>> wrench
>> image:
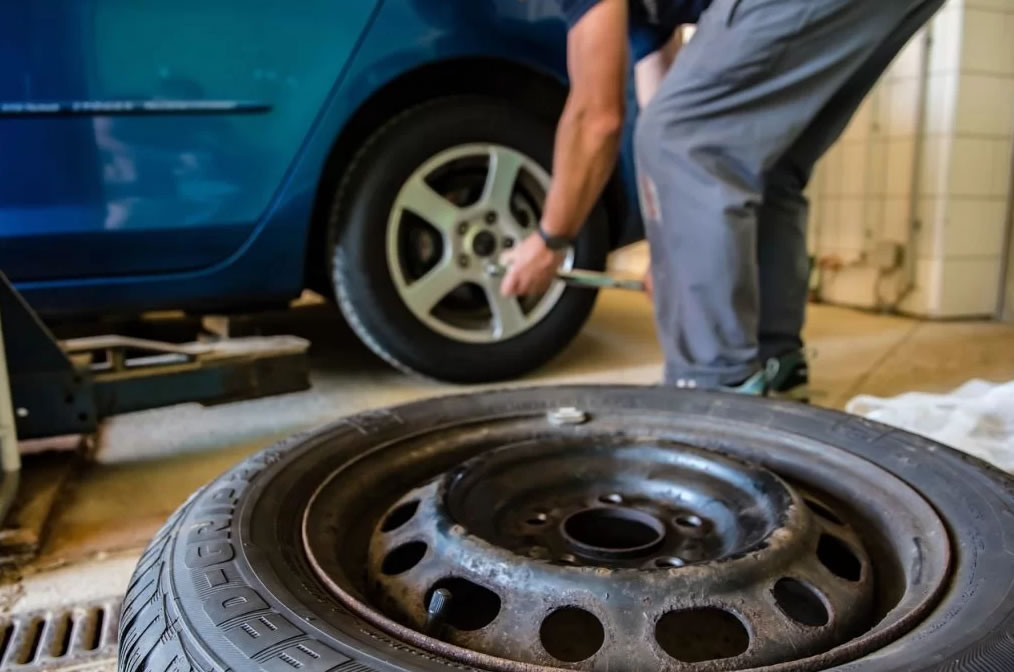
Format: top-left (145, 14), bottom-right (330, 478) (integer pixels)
top-left (484, 262), bottom-right (646, 292)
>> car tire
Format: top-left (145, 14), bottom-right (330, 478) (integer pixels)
top-left (119, 388), bottom-right (1014, 672)
top-left (327, 97), bottom-right (610, 383)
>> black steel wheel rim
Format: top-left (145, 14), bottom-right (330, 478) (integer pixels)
top-left (301, 400), bottom-right (951, 672)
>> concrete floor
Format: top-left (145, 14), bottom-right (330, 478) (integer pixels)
top-left (4, 284), bottom-right (1014, 635)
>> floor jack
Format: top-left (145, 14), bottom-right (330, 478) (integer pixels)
top-left (0, 271), bottom-right (310, 561)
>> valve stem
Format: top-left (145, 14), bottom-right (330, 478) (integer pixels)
top-left (424, 588), bottom-right (453, 638)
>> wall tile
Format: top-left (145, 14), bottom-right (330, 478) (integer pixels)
top-left (838, 199), bottom-right (866, 252)
top-left (920, 134), bottom-right (951, 196)
top-left (990, 137), bottom-right (1013, 196)
top-left (882, 197), bottom-right (911, 243)
top-left (841, 143), bottom-right (867, 197)
top-left (821, 266), bottom-right (880, 308)
top-left (929, 6), bottom-right (962, 75)
top-left (937, 256), bottom-right (1004, 316)
top-left (887, 30), bottom-right (926, 81)
top-left (954, 75), bottom-right (1014, 135)
top-left (887, 78), bottom-right (921, 136)
top-left (886, 137), bottom-right (916, 196)
top-left (872, 86), bottom-right (891, 135)
top-left (1005, 13), bottom-right (1014, 74)
top-left (898, 257), bottom-right (943, 316)
top-left (868, 138), bottom-right (889, 197)
top-left (949, 136), bottom-right (996, 196)
top-left (962, 8), bottom-right (1009, 75)
top-left (941, 198), bottom-right (1011, 256)
top-left (864, 197), bottom-right (885, 249)
top-left (964, 0), bottom-right (1014, 11)
top-left (816, 200), bottom-right (840, 254)
top-left (917, 197), bottom-right (946, 258)
top-left (926, 73), bottom-right (957, 134)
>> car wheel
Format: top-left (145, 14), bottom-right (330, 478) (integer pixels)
top-left (119, 388), bottom-right (1014, 672)
top-left (327, 97), bottom-right (609, 383)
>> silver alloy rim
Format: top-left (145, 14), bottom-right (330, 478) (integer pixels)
top-left (386, 144), bottom-right (574, 344)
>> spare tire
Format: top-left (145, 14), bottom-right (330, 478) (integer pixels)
top-left (119, 387), bottom-right (1014, 672)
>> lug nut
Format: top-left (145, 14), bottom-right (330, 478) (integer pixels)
top-left (503, 238), bottom-right (515, 249)
top-left (458, 255), bottom-right (470, 269)
top-left (457, 222), bottom-right (469, 235)
top-left (547, 407), bottom-right (588, 426)
top-left (485, 211), bottom-right (497, 224)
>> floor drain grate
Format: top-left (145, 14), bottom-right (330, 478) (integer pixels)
top-left (0, 598), bottom-right (120, 670)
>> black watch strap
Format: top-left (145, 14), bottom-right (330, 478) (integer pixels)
top-left (537, 226), bottom-right (574, 251)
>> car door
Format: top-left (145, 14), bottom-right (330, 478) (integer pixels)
top-left (0, 1), bottom-right (379, 282)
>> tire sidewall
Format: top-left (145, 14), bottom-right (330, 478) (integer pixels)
top-left (330, 98), bottom-right (609, 383)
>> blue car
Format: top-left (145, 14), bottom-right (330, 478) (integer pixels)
top-left (0, 1), bottom-right (643, 382)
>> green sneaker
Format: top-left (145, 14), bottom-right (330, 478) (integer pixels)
top-left (724, 369), bottom-right (769, 396)
top-left (765, 350), bottom-right (810, 403)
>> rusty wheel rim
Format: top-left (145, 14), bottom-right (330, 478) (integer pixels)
top-left (302, 408), bottom-right (951, 671)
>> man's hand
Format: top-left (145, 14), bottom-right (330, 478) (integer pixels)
top-left (500, 233), bottom-right (565, 297)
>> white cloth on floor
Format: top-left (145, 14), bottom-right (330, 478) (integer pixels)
top-left (846, 379), bottom-right (1014, 474)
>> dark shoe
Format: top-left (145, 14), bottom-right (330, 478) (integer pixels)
top-left (765, 350), bottom-right (810, 403)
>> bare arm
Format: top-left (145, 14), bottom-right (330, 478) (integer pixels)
top-left (541, 0), bottom-right (630, 239)
top-left (500, 0), bottom-right (629, 297)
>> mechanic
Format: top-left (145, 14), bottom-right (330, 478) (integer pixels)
top-left (500, 0), bottom-right (942, 396)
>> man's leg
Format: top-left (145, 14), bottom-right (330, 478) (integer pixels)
top-left (636, 0), bottom-right (943, 388)
top-left (757, 0), bottom-right (948, 363)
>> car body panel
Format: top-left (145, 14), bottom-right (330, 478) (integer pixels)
top-left (0, 0), bottom-right (643, 316)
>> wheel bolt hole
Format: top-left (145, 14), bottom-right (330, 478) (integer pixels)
top-left (381, 500), bottom-right (419, 532)
top-left (655, 608), bottom-right (750, 663)
top-left (526, 513), bottom-right (549, 526)
top-left (540, 607), bottom-right (604, 662)
top-left (772, 578), bottom-right (829, 627)
top-left (599, 493), bottom-right (623, 505)
top-left (381, 542), bottom-right (427, 576)
top-left (654, 556), bottom-right (685, 569)
top-left (675, 514), bottom-right (704, 529)
top-left (817, 534), bottom-right (862, 582)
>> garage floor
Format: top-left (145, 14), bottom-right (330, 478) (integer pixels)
top-left (3, 280), bottom-right (1014, 668)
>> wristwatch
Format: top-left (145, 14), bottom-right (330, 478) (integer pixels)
top-left (537, 225), bottom-right (574, 251)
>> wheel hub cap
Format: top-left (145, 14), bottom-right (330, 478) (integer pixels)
top-left (468, 228), bottom-right (498, 258)
top-left (385, 144), bottom-right (576, 344)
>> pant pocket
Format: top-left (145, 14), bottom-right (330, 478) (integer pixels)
top-left (699, 0), bottom-right (811, 86)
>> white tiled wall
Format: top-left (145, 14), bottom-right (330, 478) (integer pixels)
top-left (810, 0), bottom-right (1014, 318)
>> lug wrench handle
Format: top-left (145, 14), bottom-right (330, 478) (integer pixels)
top-left (484, 263), bottom-right (646, 292)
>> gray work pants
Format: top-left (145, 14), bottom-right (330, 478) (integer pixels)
top-left (635, 0), bottom-right (944, 387)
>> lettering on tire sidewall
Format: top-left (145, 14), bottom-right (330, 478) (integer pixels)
top-left (182, 451), bottom-right (352, 672)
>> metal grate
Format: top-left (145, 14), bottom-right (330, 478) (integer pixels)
top-left (0, 598), bottom-right (120, 670)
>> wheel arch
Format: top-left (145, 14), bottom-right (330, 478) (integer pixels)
top-left (302, 57), bottom-right (633, 294)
